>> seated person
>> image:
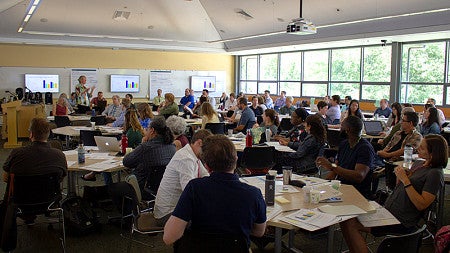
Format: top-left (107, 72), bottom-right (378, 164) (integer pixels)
top-left (154, 130), bottom-right (212, 226)
top-left (275, 108), bottom-right (309, 144)
top-left (180, 88), bottom-right (195, 111)
top-left (224, 92), bottom-right (238, 111)
top-left (200, 102), bottom-right (220, 130)
top-left (102, 95), bottom-right (123, 122)
top-left (420, 106), bottom-right (441, 136)
top-left (273, 91), bottom-right (286, 112)
top-left (252, 109), bottom-right (279, 143)
top-left (137, 102), bottom-right (154, 130)
top-left (52, 95), bottom-right (69, 116)
top-left (316, 116), bottom-right (374, 198)
top-left (316, 101), bottom-right (329, 126)
top-left (278, 115), bottom-right (325, 174)
top-left (90, 91), bottom-right (107, 109)
top-left (376, 106), bottom-right (413, 150)
top-left (340, 134), bottom-right (446, 253)
top-left (342, 99), bottom-right (365, 120)
top-left (233, 97), bottom-right (256, 134)
top-left (163, 135), bottom-right (266, 247)
top-left (326, 95), bottom-right (341, 125)
top-left (249, 95), bottom-right (263, 117)
top-left (166, 115), bottom-right (188, 150)
top-left (374, 98), bottom-right (392, 118)
top-left (107, 98), bottom-right (131, 128)
top-left (279, 96), bottom-right (296, 116)
top-left (159, 93), bottom-right (179, 117)
top-left (190, 95), bottom-right (207, 118)
top-left (153, 88), bottom-right (165, 111)
top-left (377, 111), bottom-right (422, 161)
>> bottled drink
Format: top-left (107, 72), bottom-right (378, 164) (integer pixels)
top-left (282, 166), bottom-right (292, 185)
top-left (91, 108), bottom-right (96, 117)
top-left (265, 174), bottom-right (275, 206)
top-left (245, 129), bottom-right (253, 147)
top-left (77, 143), bottom-right (85, 164)
top-left (121, 134), bottom-right (128, 154)
top-left (265, 128), bottom-right (271, 142)
top-left (403, 145), bottom-right (413, 169)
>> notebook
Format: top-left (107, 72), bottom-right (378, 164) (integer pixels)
top-left (363, 120), bottom-right (383, 136)
top-left (94, 136), bottom-right (120, 152)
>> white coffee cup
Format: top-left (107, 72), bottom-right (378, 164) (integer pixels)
top-left (186, 114), bottom-right (191, 119)
top-left (228, 129), bottom-right (233, 136)
top-left (268, 170), bottom-right (277, 176)
top-left (91, 121), bottom-right (96, 129)
top-left (310, 189), bottom-right (320, 204)
top-left (125, 147), bottom-right (133, 155)
top-left (331, 180), bottom-right (341, 191)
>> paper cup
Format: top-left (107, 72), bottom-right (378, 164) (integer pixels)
top-left (310, 189), bottom-right (320, 204)
top-left (268, 170), bottom-right (277, 176)
top-left (125, 147), bottom-right (133, 155)
top-left (91, 121), bottom-right (96, 129)
top-left (228, 129), bottom-right (233, 136)
top-left (331, 180), bottom-right (341, 191)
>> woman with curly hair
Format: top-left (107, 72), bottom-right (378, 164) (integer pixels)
top-left (200, 102), bottom-right (219, 129)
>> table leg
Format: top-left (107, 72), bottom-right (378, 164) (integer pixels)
top-left (67, 171), bottom-right (77, 196)
top-left (274, 227), bottom-right (282, 253)
top-left (327, 224), bottom-right (336, 253)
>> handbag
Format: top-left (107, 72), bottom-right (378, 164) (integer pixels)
top-left (0, 174), bottom-right (17, 251)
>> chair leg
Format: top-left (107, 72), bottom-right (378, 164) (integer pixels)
top-left (127, 226), bottom-right (134, 253)
top-left (60, 209), bottom-right (66, 253)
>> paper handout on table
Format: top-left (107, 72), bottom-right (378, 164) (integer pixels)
top-left (79, 160), bottom-right (122, 172)
top-left (357, 201), bottom-right (400, 227)
top-left (266, 206), bottom-right (283, 221)
top-left (280, 209), bottom-right (340, 231)
top-left (265, 142), bottom-right (296, 153)
top-left (318, 204), bottom-right (367, 216)
top-left (63, 150), bottom-right (78, 156)
top-left (85, 152), bottom-right (111, 159)
top-left (315, 184), bottom-right (342, 201)
top-left (291, 174), bottom-right (329, 186)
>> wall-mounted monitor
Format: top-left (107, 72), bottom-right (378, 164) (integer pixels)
top-left (25, 74), bottom-right (59, 93)
top-left (191, 76), bottom-right (216, 92)
top-left (110, 74), bottom-right (140, 92)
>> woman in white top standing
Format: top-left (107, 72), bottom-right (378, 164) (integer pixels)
top-left (201, 102), bottom-right (220, 129)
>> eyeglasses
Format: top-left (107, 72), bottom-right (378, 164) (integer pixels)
top-left (402, 119), bottom-right (411, 123)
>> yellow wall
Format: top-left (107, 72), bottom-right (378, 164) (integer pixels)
top-left (0, 44), bottom-right (235, 96)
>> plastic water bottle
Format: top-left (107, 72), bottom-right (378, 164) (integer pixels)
top-left (91, 108), bottom-right (96, 117)
top-left (77, 143), bottom-right (85, 164)
top-left (245, 129), bottom-right (253, 147)
top-left (265, 128), bottom-right (271, 142)
top-left (403, 145), bottom-right (413, 169)
top-left (265, 174), bottom-right (275, 206)
top-left (121, 134), bottom-right (128, 154)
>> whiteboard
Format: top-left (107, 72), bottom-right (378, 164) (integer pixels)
top-left (149, 70), bottom-right (226, 98)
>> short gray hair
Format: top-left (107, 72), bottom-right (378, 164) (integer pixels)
top-left (166, 115), bottom-right (187, 135)
top-left (286, 96), bottom-right (294, 103)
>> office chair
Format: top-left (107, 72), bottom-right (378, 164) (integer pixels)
top-left (121, 175), bottom-right (163, 253)
top-left (256, 115), bottom-right (263, 125)
top-left (279, 118), bottom-right (294, 132)
top-left (205, 122), bottom-right (225, 134)
top-left (240, 146), bottom-right (276, 176)
top-left (143, 165), bottom-right (167, 200)
top-left (11, 173), bottom-right (66, 251)
top-left (326, 128), bottom-right (342, 148)
top-left (54, 116), bottom-right (71, 128)
top-left (90, 115), bottom-right (106, 125)
top-left (376, 224), bottom-right (426, 253)
top-left (79, 130), bottom-right (102, 146)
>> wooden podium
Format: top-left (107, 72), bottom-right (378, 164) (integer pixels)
top-left (1, 101), bottom-right (45, 148)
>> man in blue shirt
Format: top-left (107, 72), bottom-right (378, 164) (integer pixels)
top-left (163, 135), bottom-right (266, 247)
top-left (273, 90), bottom-right (286, 112)
top-left (180, 88), bottom-right (195, 110)
top-left (373, 99), bottom-right (392, 118)
top-left (233, 97), bottom-right (256, 134)
top-left (316, 116), bottom-right (374, 198)
top-left (264, 90), bottom-right (274, 109)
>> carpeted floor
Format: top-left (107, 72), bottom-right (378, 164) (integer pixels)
top-left (0, 138), bottom-right (446, 253)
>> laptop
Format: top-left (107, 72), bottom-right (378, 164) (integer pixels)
top-left (363, 121), bottom-right (384, 136)
top-left (94, 136), bottom-right (120, 152)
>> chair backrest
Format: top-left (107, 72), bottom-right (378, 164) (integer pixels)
top-left (80, 130), bottom-right (102, 146)
top-left (256, 115), bottom-right (263, 125)
top-left (205, 122), bottom-right (225, 134)
top-left (241, 146), bottom-right (276, 171)
top-left (12, 173), bottom-right (62, 213)
top-left (174, 230), bottom-right (248, 253)
top-left (376, 224), bottom-right (426, 253)
top-left (326, 128), bottom-right (342, 148)
top-left (279, 118), bottom-right (294, 132)
top-left (48, 139), bottom-right (63, 150)
top-left (90, 115), bottom-right (106, 125)
top-left (54, 116), bottom-right (71, 128)
top-left (384, 162), bottom-right (397, 191)
top-left (125, 174), bottom-right (142, 203)
top-left (145, 165), bottom-right (168, 196)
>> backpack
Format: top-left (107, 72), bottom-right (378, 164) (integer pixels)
top-left (61, 196), bottom-right (100, 235)
top-left (435, 225), bottom-right (450, 253)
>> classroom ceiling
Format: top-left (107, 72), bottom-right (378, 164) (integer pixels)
top-left (0, 0), bottom-right (449, 54)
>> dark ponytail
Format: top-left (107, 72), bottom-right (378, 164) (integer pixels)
top-left (163, 126), bottom-right (174, 144)
top-left (149, 117), bottom-right (174, 144)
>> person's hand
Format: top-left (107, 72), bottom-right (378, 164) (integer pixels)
top-left (377, 139), bottom-right (384, 145)
top-left (316, 157), bottom-right (333, 171)
top-left (394, 166), bottom-right (410, 185)
top-left (377, 150), bottom-right (389, 158)
top-left (278, 139), bottom-right (289, 146)
top-left (252, 123), bottom-right (259, 129)
top-left (106, 123), bottom-right (113, 127)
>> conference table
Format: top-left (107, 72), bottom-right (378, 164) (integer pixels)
top-left (63, 147), bottom-right (125, 195)
top-left (47, 115), bottom-right (92, 122)
top-left (241, 175), bottom-right (374, 253)
top-left (52, 125), bottom-right (123, 137)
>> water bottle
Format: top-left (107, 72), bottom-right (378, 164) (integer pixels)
top-left (245, 129), bottom-right (253, 147)
top-left (91, 108), bottom-right (96, 117)
top-left (121, 133), bottom-right (128, 154)
top-left (77, 143), bottom-right (85, 164)
top-left (403, 145), bottom-right (413, 169)
top-left (282, 166), bottom-right (292, 185)
top-left (265, 128), bottom-right (271, 142)
top-left (265, 174), bottom-right (275, 206)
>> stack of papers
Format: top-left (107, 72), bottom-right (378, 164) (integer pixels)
top-left (265, 142), bottom-right (296, 153)
top-left (318, 205), bottom-right (366, 216)
top-left (266, 206), bottom-right (283, 221)
top-left (280, 209), bottom-right (341, 231)
top-left (357, 201), bottom-right (400, 227)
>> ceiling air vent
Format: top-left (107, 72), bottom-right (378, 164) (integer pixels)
top-left (113, 10), bottom-right (131, 21)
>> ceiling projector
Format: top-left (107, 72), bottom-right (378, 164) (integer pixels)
top-left (286, 18), bottom-right (317, 35)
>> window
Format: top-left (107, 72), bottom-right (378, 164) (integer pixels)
top-left (363, 46), bottom-right (391, 82)
top-left (257, 82), bottom-right (277, 94)
top-left (240, 56), bottom-right (257, 81)
top-left (402, 42), bottom-right (445, 83)
top-left (240, 81), bottom-right (257, 94)
top-left (280, 82), bottom-right (300, 97)
top-left (330, 83), bottom-right (360, 100)
top-left (280, 52), bottom-right (301, 81)
top-left (302, 83), bottom-right (327, 97)
top-left (259, 54), bottom-right (278, 81)
top-left (304, 50), bottom-right (328, 81)
top-left (331, 48), bottom-right (360, 81)
top-left (400, 84), bottom-right (443, 105)
top-left (361, 84), bottom-right (390, 100)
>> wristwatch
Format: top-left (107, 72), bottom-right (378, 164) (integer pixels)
top-left (331, 163), bottom-right (338, 171)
